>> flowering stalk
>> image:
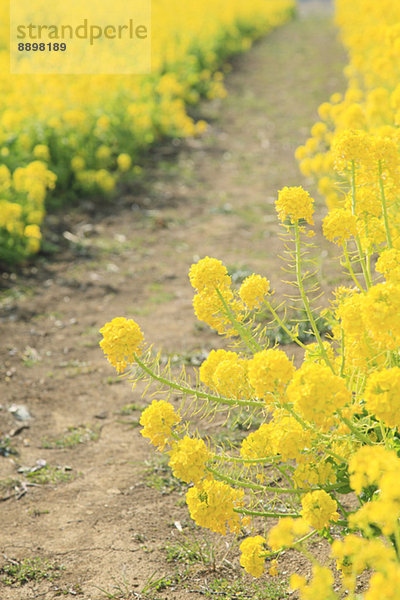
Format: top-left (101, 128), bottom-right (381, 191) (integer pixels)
top-left (342, 244), bottom-right (364, 292)
top-left (336, 408), bottom-right (372, 445)
top-left (234, 507), bottom-right (301, 519)
top-left (207, 465), bottom-right (303, 496)
top-left (265, 300), bottom-right (307, 348)
top-left (133, 353), bottom-right (264, 409)
top-left (215, 287), bottom-right (262, 352)
top-left (293, 222), bottom-right (335, 373)
top-left (378, 160), bottom-right (393, 249)
top-left (350, 161), bottom-right (372, 289)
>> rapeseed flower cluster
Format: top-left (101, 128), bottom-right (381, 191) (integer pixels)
top-left (186, 478), bottom-right (244, 536)
top-left (239, 535), bottom-right (267, 577)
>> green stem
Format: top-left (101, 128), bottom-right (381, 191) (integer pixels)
top-left (216, 454), bottom-right (278, 465)
top-left (350, 161), bottom-right (372, 288)
top-left (336, 408), bottom-right (372, 445)
top-left (133, 354), bottom-right (264, 409)
top-left (334, 495), bottom-right (349, 520)
top-left (294, 222), bottom-right (335, 373)
top-left (325, 448), bottom-right (348, 465)
top-left (379, 421), bottom-right (388, 450)
top-left (378, 160), bottom-right (393, 249)
top-left (343, 244), bottom-right (364, 292)
top-left (215, 287), bottom-right (262, 353)
top-left (234, 507), bottom-right (300, 519)
top-left (265, 301), bottom-right (307, 349)
top-left (262, 529), bottom-right (319, 559)
top-left (274, 462), bottom-right (296, 490)
top-left (283, 402), bottom-right (314, 432)
top-left (339, 328), bottom-right (346, 378)
top-left (394, 522), bottom-right (400, 559)
top-left (207, 466), bottom-right (302, 495)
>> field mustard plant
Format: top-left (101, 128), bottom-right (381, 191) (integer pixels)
top-left (100, 180), bottom-right (400, 597)
top-left (99, 2), bottom-right (400, 596)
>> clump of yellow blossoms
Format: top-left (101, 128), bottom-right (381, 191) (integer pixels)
top-left (239, 274), bottom-right (270, 309)
top-left (322, 208), bottom-right (357, 245)
top-left (364, 368), bottom-right (400, 428)
top-left (168, 436), bottom-right (210, 484)
top-left (275, 186), bottom-right (314, 225)
top-left (139, 400), bottom-right (181, 451)
top-left (286, 363), bottom-right (350, 430)
top-left (239, 536), bottom-right (266, 577)
top-left (301, 490), bottom-right (339, 530)
top-left (186, 478), bottom-right (244, 536)
top-left (247, 349), bottom-right (295, 398)
top-left (189, 256), bottom-right (231, 293)
top-left (267, 517), bottom-right (310, 552)
top-left (99, 317), bottom-right (143, 373)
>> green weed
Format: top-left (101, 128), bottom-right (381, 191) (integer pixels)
top-left (40, 424), bottom-right (100, 449)
top-left (26, 465), bottom-right (75, 485)
top-left (1, 557), bottom-right (62, 586)
top-left (165, 534), bottom-right (216, 568)
top-left (142, 454), bottom-right (185, 495)
top-left (203, 576), bottom-right (288, 599)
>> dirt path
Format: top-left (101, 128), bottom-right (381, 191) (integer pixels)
top-left (0, 5), bottom-right (346, 599)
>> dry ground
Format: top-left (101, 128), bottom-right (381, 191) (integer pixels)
top-left (0, 3), bottom-right (347, 599)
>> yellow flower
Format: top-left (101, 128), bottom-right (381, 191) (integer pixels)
top-left (294, 460), bottom-right (337, 488)
top-left (290, 573), bottom-right (306, 592)
top-left (286, 363), bottom-right (350, 429)
top-left (212, 356), bottom-right (248, 398)
top-left (268, 517), bottom-right (310, 551)
top-left (24, 224), bottom-right (42, 240)
top-left (168, 436), bottom-right (210, 484)
top-left (301, 490), bottom-right (339, 530)
top-left (33, 144), bottom-right (50, 162)
top-left (0, 202), bottom-right (22, 228)
top-left (332, 129), bottom-right (373, 171)
top-left (189, 256), bottom-right (231, 293)
top-left (376, 248), bottom-right (400, 283)
top-left (366, 565), bottom-right (400, 600)
top-left (99, 317), bottom-right (143, 373)
top-left (140, 400), bottom-right (180, 450)
top-left (242, 410), bottom-right (311, 462)
top-left (71, 156), bottom-right (86, 172)
top-left (275, 186), bottom-right (314, 225)
top-left (268, 559), bottom-right (278, 577)
top-left (117, 153), bottom-right (132, 172)
top-left (239, 274), bottom-right (270, 309)
top-left (192, 287), bottom-right (242, 335)
top-left (95, 169), bottom-right (115, 193)
top-left (323, 209), bottom-right (357, 245)
top-left (199, 349), bottom-right (239, 389)
top-left (290, 565), bottom-right (336, 600)
top-left (364, 367), bottom-right (400, 427)
top-left (361, 283), bottom-right (400, 351)
top-left (186, 478), bottom-right (244, 535)
top-left (239, 536), bottom-right (266, 578)
top-left (247, 349), bottom-right (295, 399)
top-left (332, 534), bottom-right (396, 581)
top-left (240, 424), bottom-right (273, 460)
top-left (349, 445), bottom-right (399, 495)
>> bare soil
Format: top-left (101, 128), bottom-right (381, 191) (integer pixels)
top-left (0, 4), bottom-right (347, 599)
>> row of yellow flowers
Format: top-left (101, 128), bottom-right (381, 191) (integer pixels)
top-left (100, 1), bottom-right (400, 598)
top-left (0, 0), bottom-right (295, 264)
